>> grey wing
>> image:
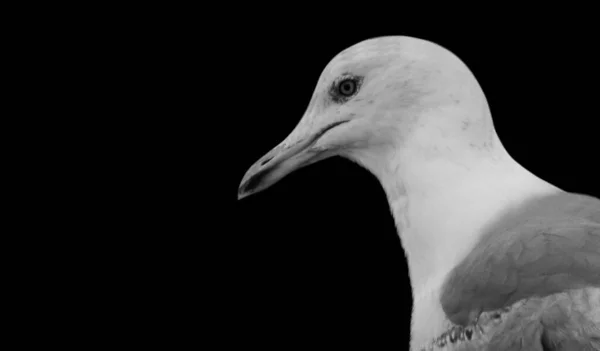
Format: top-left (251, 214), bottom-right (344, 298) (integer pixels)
top-left (439, 193), bottom-right (600, 349)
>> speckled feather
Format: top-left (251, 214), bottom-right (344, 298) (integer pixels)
top-left (423, 288), bottom-right (600, 350)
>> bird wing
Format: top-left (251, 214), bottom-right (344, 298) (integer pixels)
top-left (439, 193), bottom-right (600, 349)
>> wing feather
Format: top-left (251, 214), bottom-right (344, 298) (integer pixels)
top-left (440, 193), bottom-right (600, 327)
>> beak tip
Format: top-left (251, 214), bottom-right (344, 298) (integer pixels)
top-left (237, 180), bottom-right (249, 200)
top-left (237, 189), bottom-right (248, 200)
top-left (238, 163), bottom-right (269, 201)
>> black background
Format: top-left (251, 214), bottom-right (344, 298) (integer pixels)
top-left (218, 25), bottom-right (600, 350)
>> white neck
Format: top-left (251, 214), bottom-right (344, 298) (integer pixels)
top-left (349, 124), bottom-right (559, 349)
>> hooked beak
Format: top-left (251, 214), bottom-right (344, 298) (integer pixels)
top-left (238, 120), bottom-right (349, 200)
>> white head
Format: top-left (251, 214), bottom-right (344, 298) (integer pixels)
top-left (238, 36), bottom-right (507, 200)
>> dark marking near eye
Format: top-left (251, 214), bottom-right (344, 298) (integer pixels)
top-left (328, 74), bottom-right (364, 104)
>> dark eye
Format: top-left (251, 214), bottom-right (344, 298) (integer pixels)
top-left (337, 78), bottom-right (357, 97)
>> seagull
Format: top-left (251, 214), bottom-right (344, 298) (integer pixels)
top-left (237, 36), bottom-right (600, 350)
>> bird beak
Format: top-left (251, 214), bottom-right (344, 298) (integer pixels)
top-left (238, 119), bottom-right (349, 200)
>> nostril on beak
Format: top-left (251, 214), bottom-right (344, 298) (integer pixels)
top-left (260, 156), bottom-right (273, 167)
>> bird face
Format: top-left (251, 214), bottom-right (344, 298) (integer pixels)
top-left (238, 37), bottom-right (454, 199)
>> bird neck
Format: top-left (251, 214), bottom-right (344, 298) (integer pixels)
top-left (349, 140), bottom-right (559, 348)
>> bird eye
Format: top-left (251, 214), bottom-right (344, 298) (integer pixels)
top-left (329, 75), bottom-right (362, 103)
top-left (337, 78), bottom-right (357, 97)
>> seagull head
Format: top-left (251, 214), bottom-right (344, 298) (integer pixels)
top-left (238, 36), bottom-right (501, 199)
